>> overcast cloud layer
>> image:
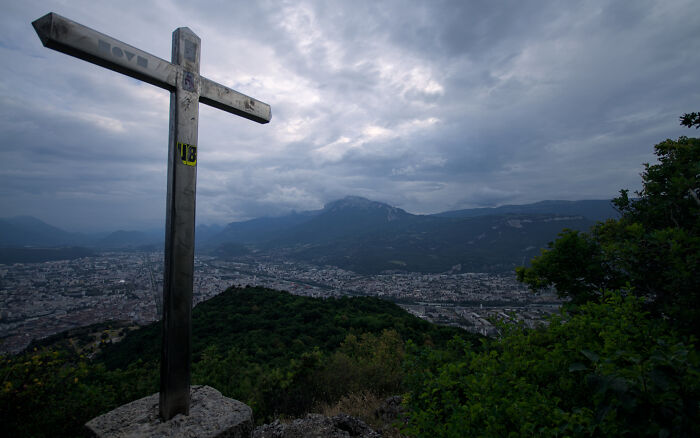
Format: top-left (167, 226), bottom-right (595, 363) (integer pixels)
top-left (1, 0), bottom-right (698, 232)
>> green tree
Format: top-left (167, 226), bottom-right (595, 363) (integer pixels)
top-left (402, 293), bottom-right (700, 437)
top-left (517, 135), bottom-right (700, 333)
top-left (680, 112), bottom-right (700, 129)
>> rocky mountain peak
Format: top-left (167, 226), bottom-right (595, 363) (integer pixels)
top-left (323, 196), bottom-right (410, 221)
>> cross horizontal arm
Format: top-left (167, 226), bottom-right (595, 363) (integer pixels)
top-left (32, 12), bottom-right (271, 124)
top-left (32, 12), bottom-right (177, 91)
top-left (201, 78), bottom-right (271, 124)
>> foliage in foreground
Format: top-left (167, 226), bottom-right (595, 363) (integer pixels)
top-left (1, 287), bottom-right (472, 437)
top-left (517, 135), bottom-right (700, 334)
top-left (99, 286), bottom-right (470, 421)
top-left (0, 349), bottom-right (157, 438)
top-left (404, 128), bottom-right (700, 437)
top-left (403, 292), bottom-right (700, 437)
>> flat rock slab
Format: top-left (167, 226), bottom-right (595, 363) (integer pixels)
top-left (86, 385), bottom-right (253, 438)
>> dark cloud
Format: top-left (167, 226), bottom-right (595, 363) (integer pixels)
top-left (1, 0), bottom-right (698, 231)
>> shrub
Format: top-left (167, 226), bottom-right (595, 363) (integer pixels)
top-left (402, 292), bottom-right (700, 437)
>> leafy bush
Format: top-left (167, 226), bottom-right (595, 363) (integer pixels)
top-left (517, 136), bottom-right (700, 334)
top-left (193, 329), bottom-right (411, 422)
top-left (402, 292), bottom-right (700, 437)
top-left (98, 286), bottom-right (474, 423)
top-left (0, 349), bottom-right (157, 437)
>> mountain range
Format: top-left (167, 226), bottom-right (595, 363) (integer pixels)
top-left (202, 196), bottom-right (617, 273)
top-left (1, 197), bottom-right (618, 273)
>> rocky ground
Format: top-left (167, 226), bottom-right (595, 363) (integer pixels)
top-left (252, 413), bottom-right (380, 438)
top-left (252, 396), bottom-right (404, 438)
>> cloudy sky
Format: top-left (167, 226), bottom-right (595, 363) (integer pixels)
top-left (1, 0), bottom-right (698, 232)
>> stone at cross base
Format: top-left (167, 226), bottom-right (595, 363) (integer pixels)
top-left (85, 386), bottom-right (253, 438)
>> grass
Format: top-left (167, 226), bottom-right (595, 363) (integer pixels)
top-left (313, 391), bottom-right (405, 437)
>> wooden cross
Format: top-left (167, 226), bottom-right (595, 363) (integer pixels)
top-left (32, 12), bottom-right (271, 420)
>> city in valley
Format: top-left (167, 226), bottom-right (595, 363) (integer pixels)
top-left (0, 251), bottom-right (562, 354)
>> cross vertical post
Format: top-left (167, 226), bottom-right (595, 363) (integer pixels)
top-left (31, 11), bottom-right (271, 422)
top-left (160, 27), bottom-right (201, 420)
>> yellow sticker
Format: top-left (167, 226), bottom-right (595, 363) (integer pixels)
top-left (177, 142), bottom-right (197, 166)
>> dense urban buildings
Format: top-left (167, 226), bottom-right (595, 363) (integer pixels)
top-left (0, 251), bottom-right (561, 353)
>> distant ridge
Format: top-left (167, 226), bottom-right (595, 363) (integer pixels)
top-left (204, 197), bottom-right (616, 274)
top-left (433, 199), bottom-right (618, 222)
top-left (1, 198), bottom-right (618, 273)
top-left (207, 210), bottom-right (319, 246)
top-left (0, 216), bottom-right (88, 247)
top-left (0, 215), bottom-right (212, 251)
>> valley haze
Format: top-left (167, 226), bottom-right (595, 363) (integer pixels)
top-left (0, 196), bottom-right (615, 352)
top-left (0, 196), bottom-right (618, 273)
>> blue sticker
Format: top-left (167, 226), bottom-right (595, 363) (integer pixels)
top-left (183, 71), bottom-right (195, 92)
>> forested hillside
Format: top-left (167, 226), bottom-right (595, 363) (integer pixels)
top-left (1, 287), bottom-right (475, 437)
